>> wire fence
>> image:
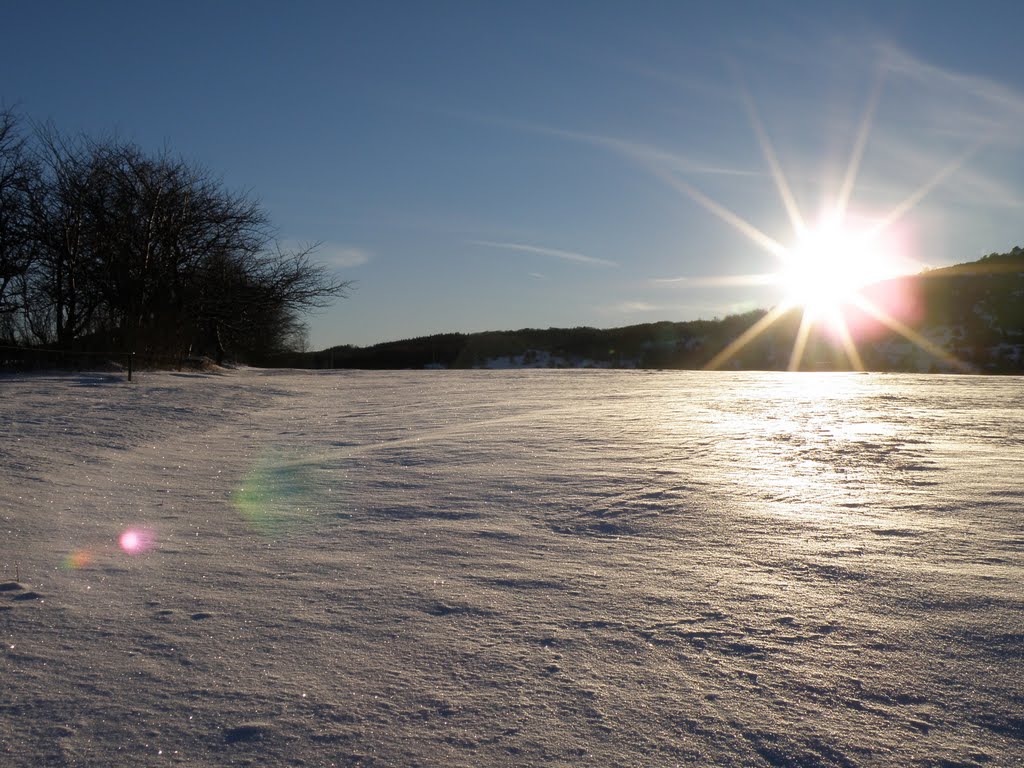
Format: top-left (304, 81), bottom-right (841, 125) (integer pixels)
top-left (0, 346), bottom-right (135, 381)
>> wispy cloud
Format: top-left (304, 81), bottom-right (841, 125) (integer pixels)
top-left (651, 273), bottom-right (779, 287)
top-left (315, 243), bottom-right (372, 269)
top-left (529, 124), bottom-right (760, 178)
top-left (857, 130), bottom-right (1024, 211)
top-left (825, 43), bottom-right (1024, 215)
top-left (881, 45), bottom-right (1024, 139)
top-left (280, 240), bottom-right (372, 269)
top-left (470, 239), bottom-right (618, 268)
top-left (457, 110), bottom-right (759, 179)
top-left (609, 301), bottom-right (665, 313)
top-left (604, 300), bottom-right (745, 318)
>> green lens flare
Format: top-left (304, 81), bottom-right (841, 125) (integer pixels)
top-left (232, 451), bottom-right (315, 536)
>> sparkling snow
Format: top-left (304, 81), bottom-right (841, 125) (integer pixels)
top-left (1, 368), bottom-right (1021, 766)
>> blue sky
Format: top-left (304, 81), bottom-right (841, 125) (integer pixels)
top-left (4, 1), bottom-right (1024, 349)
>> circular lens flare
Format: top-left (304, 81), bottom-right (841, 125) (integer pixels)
top-left (62, 550), bottom-right (93, 570)
top-left (119, 528), bottom-right (154, 555)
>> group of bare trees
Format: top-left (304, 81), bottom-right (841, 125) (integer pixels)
top-left (0, 108), bottom-right (349, 364)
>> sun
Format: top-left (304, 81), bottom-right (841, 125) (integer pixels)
top-left (778, 212), bottom-right (899, 319)
top-left (653, 60), bottom-right (979, 373)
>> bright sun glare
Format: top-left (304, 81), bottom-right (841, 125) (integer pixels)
top-left (663, 66), bottom-right (980, 373)
top-left (779, 214), bottom-right (895, 318)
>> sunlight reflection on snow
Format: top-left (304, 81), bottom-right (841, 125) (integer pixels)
top-left (652, 372), bottom-right (910, 527)
top-left (3, 369), bottom-right (1022, 765)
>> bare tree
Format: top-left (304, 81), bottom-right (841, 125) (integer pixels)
top-left (12, 119), bottom-right (352, 362)
top-left (192, 243), bottom-right (350, 363)
top-left (0, 108), bottom-right (34, 340)
top-left (23, 125), bottom-right (108, 346)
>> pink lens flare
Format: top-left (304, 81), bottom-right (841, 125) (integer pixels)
top-left (119, 528), bottom-right (154, 555)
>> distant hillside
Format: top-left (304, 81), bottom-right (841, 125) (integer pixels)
top-left (851, 245), bottom-right (1024, 372)
top-left (268, 311), bottom-right (769, 371)
top-left (267, 246), bottom-right (1024, 373)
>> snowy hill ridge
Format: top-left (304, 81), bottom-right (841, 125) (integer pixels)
top-left (286, 247), bottom-right (1024, 373)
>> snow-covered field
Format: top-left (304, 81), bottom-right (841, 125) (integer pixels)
top-left (1, 368), bottom-right (1021, 767)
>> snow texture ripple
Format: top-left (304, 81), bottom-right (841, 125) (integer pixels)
top-left (1, 368), bottom-right (1021, 766)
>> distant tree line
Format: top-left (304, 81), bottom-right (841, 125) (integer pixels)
top-left (272, 311), bottom-right (774, 370)
top-left (270, 242), bottom-right (1024, 373)
top-left (0, 108), bottom-right (350, 365)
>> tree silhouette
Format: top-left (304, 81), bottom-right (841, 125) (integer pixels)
top-left (2, 115), bottom-right (351, 363)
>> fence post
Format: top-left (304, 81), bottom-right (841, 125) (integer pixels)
top-left (127, 352), bottom-right (134, 382)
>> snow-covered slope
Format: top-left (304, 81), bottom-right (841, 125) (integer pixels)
top-left (2, 369), bottom-right (1021, 766)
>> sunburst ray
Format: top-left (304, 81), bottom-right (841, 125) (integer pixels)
top-left (867, 136), bottom-right (988, 241)
top-left (787, 311), bottom-right (815, 371)
top-left (642, 161), bottom-right (791, 261)
top-left (849, 294), bottom-right (971, 372)
top-left (636, 55), bottom-right (990, 376)
top-left (835, 65), bottom-right (887, 219)
top-left (829, 309), bottom-right (865, 371)
top-left (735, 73), bottom-right (806, 238)
top-left (704, 303), bottom-right (792, 370)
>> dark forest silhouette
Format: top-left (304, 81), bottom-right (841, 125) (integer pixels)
top-left (286, 248), bottom-right (1024, 373)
